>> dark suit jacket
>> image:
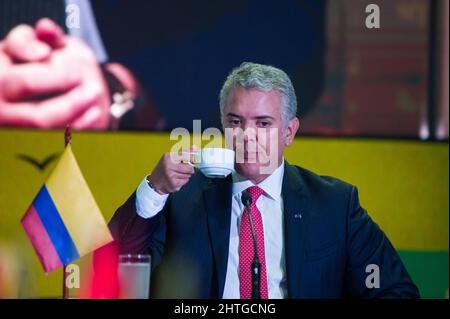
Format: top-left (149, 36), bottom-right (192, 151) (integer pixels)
top-left (109, 161), bottom-right (419, 298)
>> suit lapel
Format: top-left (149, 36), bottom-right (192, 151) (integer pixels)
top-left (202, 163), bottom-right (310, 298)
top-left (203, 176), bottom-right (232, 298)
top-left (282, 162), bottom-right (311, 298)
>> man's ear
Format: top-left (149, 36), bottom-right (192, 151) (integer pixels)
top-left (285, 117), bottom-right (300, 146)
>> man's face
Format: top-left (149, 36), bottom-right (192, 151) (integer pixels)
top-left (223, 86), bottom-right (299, 182)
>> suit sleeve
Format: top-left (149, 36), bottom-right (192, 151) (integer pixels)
top-left (345, 186), bottom-right (420, 298)
top-left (108, 191), bottom-right (167, 261)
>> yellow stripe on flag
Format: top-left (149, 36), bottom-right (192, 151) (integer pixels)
top-left (45, 145), bottom-right (113, 256)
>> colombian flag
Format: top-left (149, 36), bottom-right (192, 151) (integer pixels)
top-left (21, 145), bottom-right (113, 273)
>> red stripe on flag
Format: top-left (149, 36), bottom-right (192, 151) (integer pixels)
top-left (21, 205), bottom-right (62, 273)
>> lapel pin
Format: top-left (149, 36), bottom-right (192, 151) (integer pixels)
top-left (294, 213), bottom-right (302, 219)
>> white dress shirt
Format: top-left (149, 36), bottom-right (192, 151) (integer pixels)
top-left (135, 161), bottom-right (287, 299)
top-left (66, 0), bottom-right (108, 63)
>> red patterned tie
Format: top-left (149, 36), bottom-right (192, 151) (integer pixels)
top-left (239, 185), bottom-right (268, 299)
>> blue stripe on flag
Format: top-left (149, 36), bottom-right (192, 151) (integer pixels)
top-left (33, 186), bottom-right (80, 265)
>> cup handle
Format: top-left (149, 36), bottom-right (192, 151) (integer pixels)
top-left (184, 151), bottom-right (199, 167)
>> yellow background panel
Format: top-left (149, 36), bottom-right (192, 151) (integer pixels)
top-left (0, 128), bottom-right (448, 297)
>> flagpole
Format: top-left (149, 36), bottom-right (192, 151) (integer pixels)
top-left (63, 125), bottom-right (71, 299)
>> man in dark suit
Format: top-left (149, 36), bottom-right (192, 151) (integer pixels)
top-left (109, 62), bottom-right (419, 298)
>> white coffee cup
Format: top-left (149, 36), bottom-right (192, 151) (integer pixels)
top-left (188, 148), bottom-right (235, 178)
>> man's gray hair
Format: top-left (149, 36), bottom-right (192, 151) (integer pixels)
top-left (219, 62), bottom-right (298, 127)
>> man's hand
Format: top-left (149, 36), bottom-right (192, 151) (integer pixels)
top-left (0, 18), bottom-right (111, 129)
top-left (149, 146), bottom-right (198, 194)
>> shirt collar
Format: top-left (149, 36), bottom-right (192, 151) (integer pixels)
top-left (231, 160), bottom-right (285, 201)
